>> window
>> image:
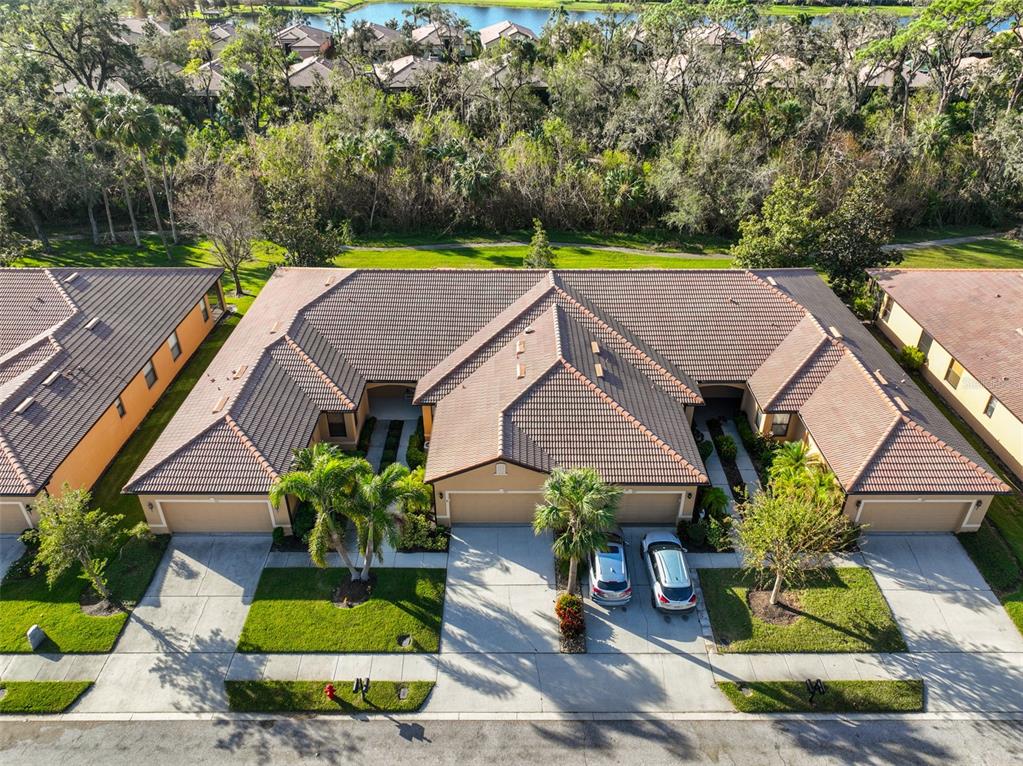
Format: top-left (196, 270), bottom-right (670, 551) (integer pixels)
top-left (880, 294), bottom-right (893, 322)
top-left (771, 413), bottom-right (791, 437)
top-left (325, 413), bottom-right (348, 438)
top-left (200, 299), bottom-right (209, 322)
top-left (945, 359), bottom-right (964, 389)
top-left (984, 396), bottom-right (998, 419)
top-left (115, 397), bottom-right (125, 418)
top-left (917, 331), bottom-right (933, 360)
top-left (168, 331), bottom-right (181, 361)
top-left (143, 359), bottom-right (158, 389)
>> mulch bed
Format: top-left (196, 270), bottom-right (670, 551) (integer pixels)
top-left (332, 576), bottom-right (375, 608)
top-left (560, 633), bottom-right (586, 653)
top-left (706, 418), bottom-right (747, 494)
top-left (747, 589), bottom-right (803, 626)
top-left (79, 588), bottom-right (122, 617)
top-left (271, 535), bottom-right (308, 552)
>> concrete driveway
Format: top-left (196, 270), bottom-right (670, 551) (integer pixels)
top-left (440, 526), bottom-right (559, 654)
top-left (0, 535), bottom-right (25, 580)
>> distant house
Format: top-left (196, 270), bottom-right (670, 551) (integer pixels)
top-left (207, 22), bottom-right (237, 55)
top-left (0, 268), bottom-right (224, 533)
top-left (346, 22), bottom-right (401, 59)
top-left (871, 269), bottom-right (1023, 482)
top-left (373, 55), bottom-right (440, 90)
top-left (276, 23), bottom-right (332, 59)
top-left (117, 16), bottom-right (173, 46)
top-left (479, 20), bottom-right (538, 49)
top-left (190, 59), bottom-right (228, 95)
top-left (467, 55), bottom-right (546, 90)
top-left (288, 56), bottom-right (344, 90)
top-left (412, 23), bottom-right (472, 60)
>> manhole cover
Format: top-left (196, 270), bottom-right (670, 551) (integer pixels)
top-left (397, 634), bottom-right (412, 648)
top-left (398, 686), bottom-right (409, 700)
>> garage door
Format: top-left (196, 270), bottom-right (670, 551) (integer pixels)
top-left (617, 493), bottom-right (684, 524)
top-left (857, 501), bottom-right (971, 532)
top-left (447, 492), bottom-right (540, 524)
top-left (0, 503), bottom-right (30, 534)
top-left (159, 500), bottom-right (273, 533)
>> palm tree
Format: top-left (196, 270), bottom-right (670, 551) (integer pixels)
top-left (351, 463), bottom-right (430, 581)
top-left (153, 105), bottom-right (187, 245)
top-left (358, 129), bottom-right (398, 229)
top-left (68, 91), bottom-right (118, 244)
top-left (269, 443), bottom-right (372, 580)
top-left (767, 440), bottom-right (817, 485)
top-left (533, 467), bottom-right (621, 594)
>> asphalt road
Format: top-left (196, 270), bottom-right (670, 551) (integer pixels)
top-left (2, 718), bottom-right (1022, 765)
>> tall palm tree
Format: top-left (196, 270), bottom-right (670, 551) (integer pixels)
top-left (767, 440), bottom-right (816, 484)
top-left (351, 463), bottom-right (430, 581)
top-left (68, 91), bottom-right (118, 244)
top-left (358, 129), bottom-right (398, 229)
top-left (533, 467), bottom-right (621, 594)
top-left (153, 105), bottom-right (187, 244)
top-left (270, 443), bottom-right (372, 580)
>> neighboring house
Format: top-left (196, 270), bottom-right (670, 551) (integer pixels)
top-left (412, 23), bottom-right (472, 60)
top-left (870, 269), bottom-right (1023, 483)
top-left (372, 55), bottom-right (440, 90)
top-left (466, 55), bottom-right (546, 90)
top-left (346, 22), bottom-right (401, 59)
top-left (275, 23), bottom-right (332, 59)
top-left (207, 22), bottom-right (238, 55)
top-left (117, 16), bottom-right (173, 46)
top-left (191, 59), bottom-right (228, 95)
top-left (288, 56), bottom-right (341, 90)
top-left (479, 20), bottom-right (538, 49)
top-left (0, 268), bottom-right (225, 533)
top-left (127, 268), bottom-right (1007, 535)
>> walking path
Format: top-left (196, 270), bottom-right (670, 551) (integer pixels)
top-left (881, 232), bottom-right (1009, 251)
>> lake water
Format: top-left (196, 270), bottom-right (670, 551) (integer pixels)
top-left (305, 3), bottom-right (615, 32)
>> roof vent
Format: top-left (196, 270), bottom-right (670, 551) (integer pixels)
top-left (516, 363), bottom-right (526, 379)
top-left (14, 397), bottom-right (34, 415)
top-left (42, 370), bottom-right (61, 386)
top-left (766, 276), bottom-right (778, 286)
top-left (875, 370), bottom-right (888, 386)
top-left (728, 297), bottom-right (739, 305)
top-left (65, 272), bottom-right (79, 283)
top-left (212, 395), bottom-right (228, 414)
top-left (827, 325), bottom-right (843, 339)
top-left (594, 363), bottom-right (604, 378)
top-left (893, 396), bottom-right (909, 412)
top-left (85, 317), bottom-right (101, 330)
top-left (233, 365), bottom-right (248, 380)
top-left (516, 340), bottom-right (525, 354)
top-left (270, 321), bottom-right (282, 333)
top-left (324, 275), bottom-right (335, 286)
top-left (591, 341), bottom-right (600, 355)
top-left (524, 327), bottom-right (535, 335)
top-left (1016, 328), bottom-right (1023, 337)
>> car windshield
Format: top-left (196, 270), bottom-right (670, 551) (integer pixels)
top-left (594, 544), bottom-right (627, 590)
top-left (650, 544), bottom-right (689, 588)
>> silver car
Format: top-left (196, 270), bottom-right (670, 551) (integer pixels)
top-left (640, 532), bottom-right (697, 613)
top-left (588, 531), bottom-right (632, 606)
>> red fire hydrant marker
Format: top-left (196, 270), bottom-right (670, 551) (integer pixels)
top-left (324, 683), bottom-right (336, 701)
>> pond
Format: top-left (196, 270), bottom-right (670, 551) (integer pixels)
top-left (304, 3), bottom-right (618, 33)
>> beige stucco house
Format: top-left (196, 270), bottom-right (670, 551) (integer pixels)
top-left (870, 269), bottom-right (1022, 483)
top-left (126, 268), bottom-right (1007, 535)
top-left (0, 267), bottom-right (224, 533)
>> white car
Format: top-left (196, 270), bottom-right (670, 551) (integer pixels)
top-left (640, 532), bottom-right (697, 613)
top-left (588, 530), bottom-right (631, 606)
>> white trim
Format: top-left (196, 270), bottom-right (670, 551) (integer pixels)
top-left (265, 500), bottom-right (278, 528)
top-left (19, 502), bottom-right (33, 529)
top-left (153, 500), bottom-right (169, 530)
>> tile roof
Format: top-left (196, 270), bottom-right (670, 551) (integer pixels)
top-left (129, 268), bottom-right (1008, 497)
top-left (0, 268), bottom-right (222, 497)
top-left (870, 269), bottom-right (1023, 421)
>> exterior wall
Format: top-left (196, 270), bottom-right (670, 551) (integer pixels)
top-left (423, 404), bottom-right (434, 441)
top-left (44, 298), bottom-right (215, 498)
top-left (138, 493), bottom-right (290, 533)
top-left (742, 389), bottom-right (800, 441)
top-left (843, 494), bottom-right (992, 533)
top-left (0, 500), bottom-right (34, 534)
top-left (433, 461), bottom-right (696, 525)
top-left (877, 297), bottom-right (1023, 481)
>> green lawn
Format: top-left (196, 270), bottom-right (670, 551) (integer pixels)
top-left (892, 224), bottom-right (997, 244)
top-left (699, 568), bottom-right (906, 654)
top-left (238, 567), bottom-right (446, 653)
top-left (340, 246), bottom-right (731, 270)
top-left (225, 680), bottom-right (434, 713)
top-left (718, 680), bottom-right (924, 713)
top-left (900, 238), bottom-right (1023, 270)
top-left (0, 681), bottom-right (92, 714)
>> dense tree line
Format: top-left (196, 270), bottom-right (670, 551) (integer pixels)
top-left (1, 0), bottom-right (1021, 283)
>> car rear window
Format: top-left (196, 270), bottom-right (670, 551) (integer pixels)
top-left (596, 579), bottom-right (629, 591)
top-left (662, 584), bottom-right (693, 602)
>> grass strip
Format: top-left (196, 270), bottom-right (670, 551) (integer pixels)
top-left (718, 680), bottom-right (924, 713)
top-left (225, 680), bottom-right (433, 713)
top-left (0, 681), bottom-right (92, 714)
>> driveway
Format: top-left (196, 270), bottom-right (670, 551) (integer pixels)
top-left (0, 535), bottom-right (25, 580)
top-left (440, 526), bottom-right (559, 654)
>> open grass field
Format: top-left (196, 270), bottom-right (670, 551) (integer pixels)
top-left (699, 567), bottom-right (907, 654)
top-left (225, 680), bottom-right (434, 713)
top-left (718, 680), bottom-right (924, 713)
top-left (899, 238), bottom-right (1023, 270)
top-left (237, 567), bottom-right (446, 653)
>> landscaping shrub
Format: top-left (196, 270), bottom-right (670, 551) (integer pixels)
top-left (555, 593), bottom-right (585, 638)
top-left (706, 516), bottom-right (733, 552)
top-left (699, 487), bottom-right (730, 522)
top-left (686, 520), bottom-right (708, 548)
top-left (899, 344), bottom-right (926, 372)
top-left (405, 444), bottom-right (426, 470)
top-left (380, 420), bottom-right (405, 467)
top-left (398, 512), bottom-right (449, 552)
top-left (692, 424), bottom-right (705, 443)
top-left (272, 527), bottom-right (285, 546)
top-left (698, 440), bottom-right (714, 461)
top-left (714, 434), bottom-right (737, 461)
top-left (356, 416), bottom-right (377, 453)
top-left (292, 502), bottom-right (315, 542)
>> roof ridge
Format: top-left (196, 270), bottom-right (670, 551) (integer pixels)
top-left (845, 412), bottom-right (902, 492)
top-left (283, 334), bottom-right (355, 409)
top-left (559, 358), bottom-right (708, 484)
top-left (43, 268), bottom-right (80, 315)
top-left (764, 330), bottom-right (827, 411)
top-left (0, 429), bottom-right (35, 493)
top-left (553, 286), bottom-right (702, 403)
top-left (224, 414), bottom-right (280, 482)
top-left (899, 416), bottom-right (1011, 492)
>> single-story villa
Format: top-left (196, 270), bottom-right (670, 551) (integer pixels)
top-left (0, 267), bottom-right (224, 532)
top-left (870, 268), bottom-right (1022, 483)
top-left (126, 268), bottom-right (1009, 534)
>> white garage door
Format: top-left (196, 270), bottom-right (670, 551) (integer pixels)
top-left (447, 493), bottom-right (540, 524)
top-left (857, 501), bottom-right (971, 532)
top-left (160, 500), bottom-right (273, 533)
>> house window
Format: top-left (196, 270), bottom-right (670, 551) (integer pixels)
top-left (115, 397), bottom-right (126, 418)
top-left (200, 299), bottom-right (209, 322)
top-left (984, 396), bottom-right (998, 419)
top-left (143, 359), bottom-right (158, 389)
top-left (168, 330), bottom-right (181, 361)
top-left (495, 462), bottom-right (508, 476)
top-left (880, 294), bottom-right (893, 322)
top-left (771, 413), bottom-right (791, 437)
top-left (326, 413), bottom-right (348, 438)
top-left (917, 331), bottom-right (933, 360)
top-left (945, 359), bottom-right (964, 389)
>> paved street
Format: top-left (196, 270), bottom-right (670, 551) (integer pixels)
top-left (2, 718), bottom-right (1022, 765)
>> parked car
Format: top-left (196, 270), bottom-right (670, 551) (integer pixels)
top-left (588, 529), bottom-right (632, 606)
top-left (640, 532), bottom-right (697, 613)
